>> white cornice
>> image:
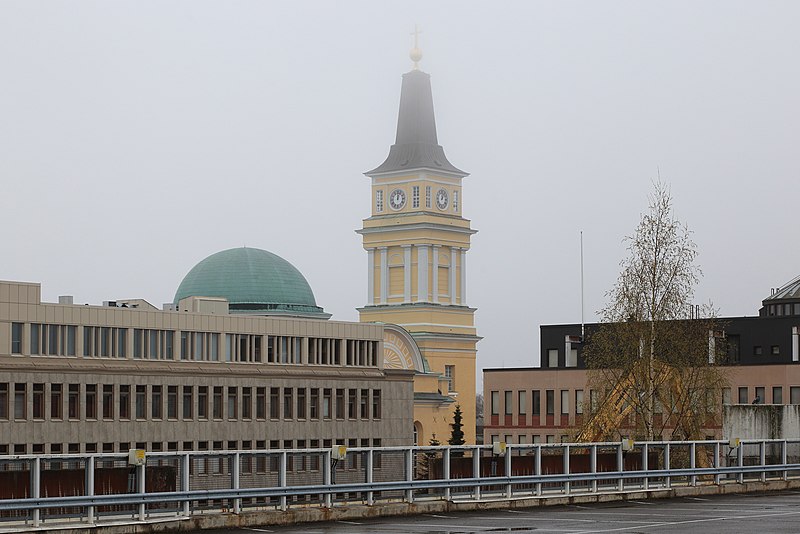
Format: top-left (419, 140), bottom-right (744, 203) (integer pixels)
top-left (356, 222), bottom-right (477, 236)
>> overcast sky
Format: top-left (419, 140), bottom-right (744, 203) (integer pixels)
top-left (1, 2), bottom-right (798, 387)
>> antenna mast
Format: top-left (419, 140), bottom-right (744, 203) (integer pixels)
top-left (580, 231), bottom-right (585, 339)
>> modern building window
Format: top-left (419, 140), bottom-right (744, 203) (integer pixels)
top-left (372, 390), bottom-right (382, 419)
top-left (532, 390), bottom-right (540, 416)
top-left (11, 323), bottom-right (23, 354)
top-left (518, 391), bottom-right (527, 415)
top-left (738, 387), bottom-right (748, 404)
top-left (754, 346), bottom-right (763, 356)
top-left (283, 388), bottom-right (293, 419)
top-left (198, 386), bottom-right (208, 419)
top-left (183, 386), bottom-right (193, 419)
top-left (295, 387), bottom-right (305, 419)
top-left (102, 385), bottom-right (113, 419)
top-left (773, 386), bottom-right (783, 404)
top-left (322, 388), bottom-right (331, 419)
top-left (360, 389), bottom-right (368, 418)
top-left (791, 387), bottom-right (800, 405)
top-left (726, 335), bottom-right (740, 363)
top-left (33, 383), bottom-right (44, 419)
top-left (546, 390), bottom-right (554, 416)
top-left (242, 387), bottom-right (252, 419)
top-left (490, 391), bottom-right (499, 415)
top-left (335, 389), bottom-right (345, 419)
top-left (445, 365), bottom-right (455, 392)
top-left (151, 385), bottom-right (162, 419)
top-left (212, 386), bottom-right (223, 419)
top-left (755, 386), bottom-right (766, 404)
top-left (560, 390), bottom-right (569, 415)
top-left (310, 388), bottom-right (319, 419)
top-left (256, 387), bottom-right (266, 419)
top-left (167, 386), bottom-right (178, 419)
top-left (566, 348), bottom-right (578, 368)
top-left (135, 385), bottom-right (146, 419)
top-left (547, 349), bottom-right (558, 368)
top-left (375, 190), bottom-right (384, 212)
top-left (575, 390), bottom-right (584, 415)
top-left (69, 384), bottom-right (80, 419)
top-left (348, 389), bottom-right (357, 419)
top-left (85, 384), bottom-right (97, 419)
top-left (425, 186), bottom-right (432, 208)
top-left (412, 185), bottom-right (420, 208)
top-left (118, 385), bottom-right (129, 419)
top-left (270, 387), bottom-right (279, 419)
top-left (504, 391), bottom-right (513, 415)
top-left (51, 384), bottom-right (63, 419)
top-left (228, 387), bottom-right (238, 419)
top-left (771, 345), bottom-right (780, 356)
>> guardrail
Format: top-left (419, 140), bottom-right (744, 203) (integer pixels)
top-left (1, 439), bottom-right (799, 530)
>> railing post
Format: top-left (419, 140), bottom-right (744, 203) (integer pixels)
top-left (323, 449), bottom-right (332, 508)
top-left (616, 443), bottom-right (624, 492)
top-left (444, 447), bottom-right (451, 501)
top-left (86, 456), bottom-right (95, 524)
top-left (714, 442), bottom-right (721, 485)
top-left (590, 445), bottom-right (597, 493)
top-left (505, 444), bottom-right (513, 498)
top-left (182, 453), bottom-right (190, 516)
top-left (642, 443), bottom-right (649, 491)
top-left (563, 445), bottom-right (570, 495)
top-left (280, 451), bottom-right (288, 511)
top-left (233, 452), bottom-right (241, 514)
top-left (760, 441), bottom-right (766, 483)
top-left (137, 461), bottom-right (146, 521)
top-left (366, 449), bottom-right (374, 505)
top-left (737, 442), bottom-right (744, 484)
top-left (473, 446), bottom-right (482, 500)
top-left (664, 443), bottom-right (671, 488)
top-left (535, 445), bottom-right (542, 496)
top-left (782, 440), bottom-right (788, 481)
top-left (405, 448), bottom-right (414, 503)
top-left (689, 442), bottom-right (697, 487)
top-left (32, 457), bottom-right (41, 527)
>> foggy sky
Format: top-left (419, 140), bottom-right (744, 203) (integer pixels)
top-left (1, 1), bottom-right (798, 388)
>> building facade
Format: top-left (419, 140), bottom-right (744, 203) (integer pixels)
top-left (0, 247), bottom-right (414, 457)
top-left (358, 50), bottom-right (479, 445)
top-left (484, 276), bottom-right (800, 444)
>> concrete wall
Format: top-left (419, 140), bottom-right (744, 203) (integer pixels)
top-left (723, 404), bottom-right (800, 440)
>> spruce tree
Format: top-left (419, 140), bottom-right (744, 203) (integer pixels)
top-left (448, 404), bottom-right (465, 446)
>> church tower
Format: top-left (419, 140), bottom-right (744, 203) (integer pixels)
top-left (358, 39), bottom-right (479, 445)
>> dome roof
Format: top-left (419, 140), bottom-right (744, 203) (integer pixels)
top-left (174, 247), bottom-right (328, 318)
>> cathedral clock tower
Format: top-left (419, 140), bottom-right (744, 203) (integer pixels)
top-left (358, 40), bottom-right (479, 445)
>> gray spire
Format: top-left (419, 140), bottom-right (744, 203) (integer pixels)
top-left (366, 70), bottom-right (466, 176)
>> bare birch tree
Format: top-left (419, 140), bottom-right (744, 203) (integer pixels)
top-left (580, 182), bottom-right (728, 441)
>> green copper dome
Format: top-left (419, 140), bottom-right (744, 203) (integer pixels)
top-left (174, 247), bottom-right (328, 318)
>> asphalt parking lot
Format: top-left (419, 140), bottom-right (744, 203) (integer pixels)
top-left (211, 491), bottom-right (800, 533)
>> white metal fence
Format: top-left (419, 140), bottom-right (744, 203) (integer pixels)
top-left (1, 439), bottom-right (799, 530)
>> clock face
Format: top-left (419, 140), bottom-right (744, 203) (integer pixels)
top-left (436, 189), bottom-right (449, 210)
top-left (389, 188), bottom-right (406, 210)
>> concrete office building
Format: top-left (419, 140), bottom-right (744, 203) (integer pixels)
top-left (0, 247), bottom-right (414, 456)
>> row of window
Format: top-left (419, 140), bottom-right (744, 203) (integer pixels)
top-left (490, 386), bottom-right (800, 420)
top-left (0, 383), bottom-right (382, 422)
top-left (10, 323), bottom-right (378, 367)
top-left (765, 303), bottom-right (800, 317)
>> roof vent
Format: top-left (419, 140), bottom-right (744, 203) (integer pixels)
top-left (58, 295), bottom-right (74, 305)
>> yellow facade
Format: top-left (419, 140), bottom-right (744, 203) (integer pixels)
top-left (358, 170), bottom-right (479, 446)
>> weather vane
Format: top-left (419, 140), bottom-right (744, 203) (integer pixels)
top-left (410, 24), bottom-right (422, 70)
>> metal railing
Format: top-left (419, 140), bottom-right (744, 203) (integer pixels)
top-left (1, 439), bottom-right (799, 530)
